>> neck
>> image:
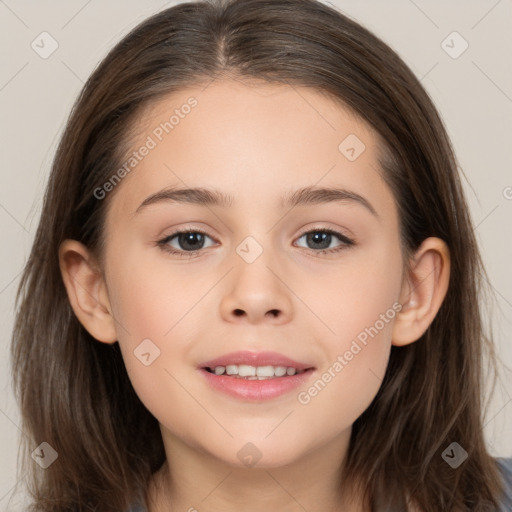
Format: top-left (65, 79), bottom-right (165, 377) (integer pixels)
top-left (147, 428), bottom-right (365, 512)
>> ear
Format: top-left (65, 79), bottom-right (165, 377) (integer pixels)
top-left (392, 237), bottom-right (450, 346)
top-left (58, 239), bottom-right (117, 344)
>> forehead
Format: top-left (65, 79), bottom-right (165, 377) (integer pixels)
top-left (106, 77), bottom-right (394, 220)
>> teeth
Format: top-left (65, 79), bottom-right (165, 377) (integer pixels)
top-left (209, 364), bottom-right (302, 378)
top-left (226, 365), bottom-right (238, 375)
top-left (274, 366), bottom-right (287, 377)
top-left (256, 365), bottom-right (274, 377)
top-left (238, 364), bottom-right (256, 377)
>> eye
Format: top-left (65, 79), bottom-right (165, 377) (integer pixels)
top-left (157, 228), bottom-right (217, 258)
top-left (157, 226), bottom-right (355, 258)
top-left (294, 228), bottom-right (354, 255)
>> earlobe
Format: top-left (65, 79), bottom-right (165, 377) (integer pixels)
top-left (58, 239), bottom-right (118, 344)
top-left (392, 237), bottom-right (450, 347)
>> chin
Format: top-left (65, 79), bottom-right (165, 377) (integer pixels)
top-left (206, 437), bottom-right (307, 470)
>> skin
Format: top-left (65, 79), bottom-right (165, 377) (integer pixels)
top-left (59, 77), bottom-right (450, 512)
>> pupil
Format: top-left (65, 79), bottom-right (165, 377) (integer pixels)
top-left (308, 232), bottom-right (330, 249)
top-left (180, 232), bottom-right (204, 250)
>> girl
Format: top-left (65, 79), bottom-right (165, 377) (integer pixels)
top-left (11, 0), bottom-right (512, 510)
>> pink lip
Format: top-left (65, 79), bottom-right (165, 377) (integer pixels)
top-left (198, 350), bottom-right (315, 401)
top-left (200, 350), bottom-right (312, 371)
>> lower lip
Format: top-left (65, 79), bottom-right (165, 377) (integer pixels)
top-left (199, 368), bottom-right (314, 401)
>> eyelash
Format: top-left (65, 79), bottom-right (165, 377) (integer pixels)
top-left (156, 226), bottom-right (355, 259)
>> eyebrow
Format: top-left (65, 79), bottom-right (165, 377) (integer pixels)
top-left (135, 185), bottom-right (378, 217)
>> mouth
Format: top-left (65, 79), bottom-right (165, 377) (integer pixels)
top-left (203, 364), bottom-right (310, 379)
top-left (199, 351), bottom-right (315, 400)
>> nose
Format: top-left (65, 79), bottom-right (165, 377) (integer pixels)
top-left (219, 247), bottom-right (293, 325)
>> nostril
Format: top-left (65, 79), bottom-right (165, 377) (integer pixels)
top-left (234, 309), bottom-right (244, 316)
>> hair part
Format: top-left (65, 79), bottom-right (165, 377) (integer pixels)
top-left (11, 0), bottom-right (505, 510)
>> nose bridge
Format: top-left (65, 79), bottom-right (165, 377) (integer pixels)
top-left (233, 232), bottom-right (282, 295)
top-left (219, 231), bottom-right (293, 323)
top-left (235, 234), bottom-right (267, 266)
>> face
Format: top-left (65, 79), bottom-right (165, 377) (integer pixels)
top-left (100, 78), bottom-right (405, 469)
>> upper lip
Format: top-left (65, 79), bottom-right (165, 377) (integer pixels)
top-left (200, 350), bottom-right (314, 371)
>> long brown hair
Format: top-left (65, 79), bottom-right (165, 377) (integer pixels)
top-left (11, 0), bottom-right (506, 510)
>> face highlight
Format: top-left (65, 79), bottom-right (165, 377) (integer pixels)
top-left (100, 78), bottom-right (405, 470)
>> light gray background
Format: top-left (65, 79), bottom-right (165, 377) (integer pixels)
top-left (1, 0), bottom-right (511, 509)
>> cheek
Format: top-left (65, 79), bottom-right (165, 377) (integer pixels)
top-left (103, 249), bottom-right (213, 426)
top-left (318, 243), bottom-right (403, 347)
top-left (106, 247), bottom-right (208, 344)
top-left (299, 248), bottom-right (402, 420)
top-left (295, 304), bottom-right (396, 448)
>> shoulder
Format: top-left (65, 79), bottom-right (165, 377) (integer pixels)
top-left (496, 456), bottom-right (512, 511)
